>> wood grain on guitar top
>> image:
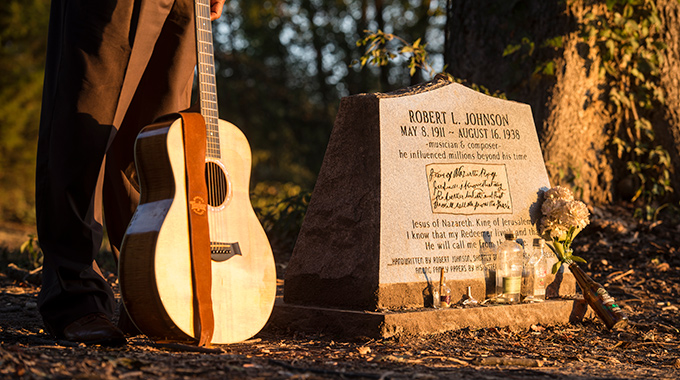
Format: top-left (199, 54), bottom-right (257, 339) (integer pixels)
top-left (120, 117), bottom-right (276, 344)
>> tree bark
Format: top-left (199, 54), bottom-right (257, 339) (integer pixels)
top-left (657, 0), bottom-right (680, 195)
top-left (539, 2), bottom-right (614, 204)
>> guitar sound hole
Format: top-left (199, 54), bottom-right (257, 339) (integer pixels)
top-left (205, 162), bottom-right (228, 207)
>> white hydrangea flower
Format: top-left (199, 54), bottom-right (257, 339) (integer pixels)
top-left (563, 200), bottom-right (590, 230)
top-left (543, 186), bottom-right (574, 202)
top-left (539, 186), bottom-right (590, 241)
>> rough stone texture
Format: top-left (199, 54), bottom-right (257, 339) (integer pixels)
top-left (269, 299), bottom-right (592, 339)
top-left (283, 94), bottom-right (382, 310)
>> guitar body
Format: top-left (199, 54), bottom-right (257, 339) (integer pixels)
top-left (119, 115), bottom-right (276, 344)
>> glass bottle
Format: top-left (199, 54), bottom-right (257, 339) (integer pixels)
top-left (439, 269), bottom-right (451, 308)
top-left (496, 232), bottom-right (523, 304)
top-left (462, 286), bottom-right (478, 305)
top-left (522, 238), bottom-right (547, 302)
top-left (533, 239), bottom-right (548, 301)
top-left (480, 232), bottom-right (498, 300)
top-left (569, 263), bottom-right (628, 329)
top-left (424, 279), bottom-right (438, 308)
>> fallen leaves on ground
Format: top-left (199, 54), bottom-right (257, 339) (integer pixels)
top-left (1, 204), bottom-right (679, 379)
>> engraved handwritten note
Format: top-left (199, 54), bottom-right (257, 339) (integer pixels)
top-left (425, 163), bottom-right (512, 215)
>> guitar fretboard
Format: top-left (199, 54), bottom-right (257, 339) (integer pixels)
top-left (195, 0), bottom-right (220, 159)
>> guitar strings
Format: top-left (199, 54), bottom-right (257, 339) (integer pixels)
top-left (196, 2), bottom-right (224, 251)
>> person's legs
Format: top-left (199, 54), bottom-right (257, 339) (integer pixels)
top-left (35, 0), bottom-right (194, 338)
top-left (36, 0), bottom-right (137, 336)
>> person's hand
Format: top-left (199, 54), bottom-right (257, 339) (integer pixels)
top-left (210, 0), bottom-right (226, 21)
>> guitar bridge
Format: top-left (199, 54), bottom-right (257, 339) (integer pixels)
top-left (210, 242), bottom-right (242, 262)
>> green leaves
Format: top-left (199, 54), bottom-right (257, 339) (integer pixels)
top-left (551, 261), bottom-right (562, 275)
top-left (550, 254), bottom-right (587, 275)
top-left (353, 29), bottom-right (435, 79)
top-left (545, 226), bottom-right (587, 274)
top-left (569, 255), bottom-right (587, 264)
top-left (581, 0), bottom-right (673, 219)
top-left (20, 234), bottom-right (43, 269)
top-left (548, 246), bottom-right (587, 274)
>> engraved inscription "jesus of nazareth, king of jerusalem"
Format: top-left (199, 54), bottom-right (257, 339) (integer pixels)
top-left (284, 78), bottom-right (568, 310)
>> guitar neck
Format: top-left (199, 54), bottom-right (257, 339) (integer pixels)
top-left (194, 0), bottom-right (220, 158)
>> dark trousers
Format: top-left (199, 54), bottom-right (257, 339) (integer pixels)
top-left (36, 0), bottom-right (196, 335)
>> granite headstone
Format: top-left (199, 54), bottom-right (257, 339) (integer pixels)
top-left (284, 76), bottom-right (573, 310)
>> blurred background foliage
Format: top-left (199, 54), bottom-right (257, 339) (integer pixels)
top-left (0, 0), bottom-right (49, 224)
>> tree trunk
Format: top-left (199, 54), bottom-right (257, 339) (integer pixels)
top-left (445, 0), bottom-right (680, 206)
top-left (657, 0), bottom-right (680, 195)
top-left (539, 2), bottom-right (614, 205)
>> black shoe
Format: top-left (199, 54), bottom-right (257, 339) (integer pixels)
top-left (62, 313), bottom-right (126, 346)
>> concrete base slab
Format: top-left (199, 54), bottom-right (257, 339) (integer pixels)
top-left (267, 298), bottom-right (592, 338)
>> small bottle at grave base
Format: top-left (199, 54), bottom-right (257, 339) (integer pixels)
top-left (534, 239), bottom-right (548, 301)
top-left (480, 236), bottom-right (499, 300)
top-left (496, 232), bottom-right (523, 304)
top-left (424, 282), bottom-right (439, 308)
top-left (463, 286), bottom-right (478, 305)
top-left (432, 286), bottom-right (440, 308)
top-left (439, 269), bottom-right (451, 308)
top-left (522, 238), bottom-right (547, 303)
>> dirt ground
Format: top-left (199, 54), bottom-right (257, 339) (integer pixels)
top-left (1, 205), bottom-right (680, 379)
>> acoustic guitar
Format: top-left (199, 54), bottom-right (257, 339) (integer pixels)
top-left (119, 0), bottom-right (276, 344)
